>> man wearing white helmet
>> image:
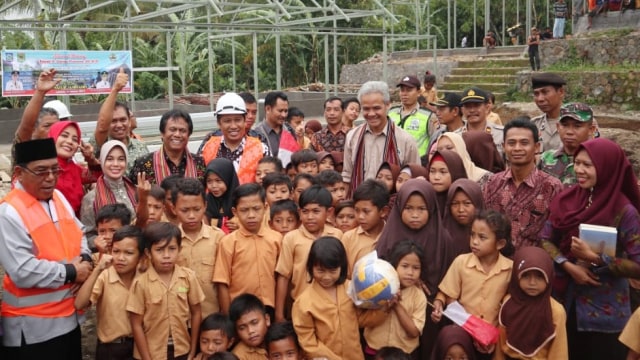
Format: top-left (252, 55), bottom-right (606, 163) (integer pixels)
top-left (198, 92), bottom-right (270, 184)
top-left (11, 69), bottom-right (63, 173)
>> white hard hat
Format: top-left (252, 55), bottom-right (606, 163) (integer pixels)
top-left (43, 100), bottom-right (72, 119)
top-left (215, 93), bottom-right (246, 117)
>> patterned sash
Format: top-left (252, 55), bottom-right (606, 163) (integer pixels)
top-left (350, 119), bottom-right (399, 190)
top-left (152, 146), bottom-right (197, 184)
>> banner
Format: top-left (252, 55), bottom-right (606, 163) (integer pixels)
top-left (2, 50), bottom-right (133, 97)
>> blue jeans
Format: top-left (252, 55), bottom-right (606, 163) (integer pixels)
top-left (553, 18), bottom-right (566, 38)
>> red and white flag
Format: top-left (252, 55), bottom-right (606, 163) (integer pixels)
top-left (277, 130), bottom-right (301, 168)
top-left (443, 301), bottom-right (500, 347)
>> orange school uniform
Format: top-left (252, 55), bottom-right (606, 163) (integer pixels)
top-left (232, 341), bottom-right (269, 360)
top-left (341, 226), bottom-right (381, 278)
top-left (212, 224), bottom-right (282, 307)
top-left (90, 267), bottom-right (137, 343)
top-left (275, 225), bottom-right (343, 299)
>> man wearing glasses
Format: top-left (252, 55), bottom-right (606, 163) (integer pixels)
top-left (198, 92), bottom-right (270, 184)
top-left (0, 138), bottom-right (93, 359)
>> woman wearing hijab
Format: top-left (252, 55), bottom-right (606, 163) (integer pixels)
top-left (496, 246), bottom-right (568, 359)
top-left (434, 132), bottom-right (493, 187)
top-left (443, 179), bottom-right (484, 256)
top-left (49, 120), bottom-right (101, 215)
top-left (427, 150), bottom-right (468, 219)
top-left (81, 140), bottom-right (138, 242)
top-left (377, 178), bottom-right (455, 359)
top-left (541, 138), bottom-right (640, 360)
top-left (205, 158), bottom-right (240, 233)
top-left (462, 131), bottom-right (505, 174)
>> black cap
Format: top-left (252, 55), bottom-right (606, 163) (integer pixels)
top-left (531, 73), bottom-right (566, 89)
top-left (11, 70), bottom-right (19, 75)
top-left (15, 138), bottom-right (58, 165)
top-left (396, 75), bottom-right (421, 89)
top-left (429, 92), bottom-right (462, 107)
top-left (460, 87), bottom-right (489, 105)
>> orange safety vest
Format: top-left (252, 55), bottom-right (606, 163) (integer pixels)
top-left (1, 189), bottom-right (82, 319)
top-left (201, 136), bottom-right (264, 184)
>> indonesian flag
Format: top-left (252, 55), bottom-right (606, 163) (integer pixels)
top-left (443, 301), bottom-right (500, 347)
top-left (277, 130), bottom-right (301, 168)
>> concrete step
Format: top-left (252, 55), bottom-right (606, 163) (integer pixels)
top-left (456, 58), bottom-right (530, 68)
top-left (444, 74), bottom-right (518, 83)
top-left (388, 45), bottom-right (526, 61)
top-left (438, 88), bottom-right (509, 101)
top-left (440, 82), bottom-right (513, 93)
top-left (451, 67), bottom-right (529, 76)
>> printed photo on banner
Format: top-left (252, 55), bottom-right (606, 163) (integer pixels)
top-left (1, 50), bottom-right (133, 97)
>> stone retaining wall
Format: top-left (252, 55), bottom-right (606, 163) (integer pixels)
top-left (515, 70), bottom-right (640, 110)
top-left (339, 60), bottom-right (457, 88)
top-left (540, 30), bottom-right (640, 67)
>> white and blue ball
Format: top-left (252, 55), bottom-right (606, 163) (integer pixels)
top-left (352, 258), bottom-right (400, 309)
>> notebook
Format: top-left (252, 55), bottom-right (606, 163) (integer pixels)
top-left (578, 223), bottom-right (617, 258)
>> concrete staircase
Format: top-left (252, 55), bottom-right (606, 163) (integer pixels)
top-left (438, 47), bottom-right (530, 101)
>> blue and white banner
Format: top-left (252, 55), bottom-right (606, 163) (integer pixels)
top-left (2, 50), bottom-right (133, 97)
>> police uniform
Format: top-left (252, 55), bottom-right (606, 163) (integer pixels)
top-left (389, 75), bottom-right (435, 156)
top-left (460, 87), bottom-right (505, 156)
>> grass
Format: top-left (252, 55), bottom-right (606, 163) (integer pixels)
top-left (546, 60), bottom-right (639, 72)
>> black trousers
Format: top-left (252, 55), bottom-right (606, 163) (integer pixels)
top-left (96, 338), bottom-right (134, 360)
top-left (3, 326), bottom-right (82, 360)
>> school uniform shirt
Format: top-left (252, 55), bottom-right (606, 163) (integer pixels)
top-left (364, 285), bottom-right (427, 354)
top-left (495, 297), bottom-right (568, 360)
top-left (126, 265), bottom-right (205, 360)
top-left (212, 224), bottom-right (282, 307)
top-left (232, 341), bottom-right (269, 360)
top-left (90, 267), bottom-right (137, 343)
top-left (341, 226), bottom-right (381, 279)
top-left (292, 281), bottom-right (386, 360)
top-left (178, 224), bottom-right (225, 317)
top-left (619, 308), bottom-right (640, 354)
top-left (438, 253), bottom-right (513, 326)
top-left (275, 225), bottom-right (343, 299)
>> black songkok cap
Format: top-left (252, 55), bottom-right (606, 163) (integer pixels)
top-left (15, 138), bottom-right (58, 165)
top-left (531, 72), bottom-right (567, 89)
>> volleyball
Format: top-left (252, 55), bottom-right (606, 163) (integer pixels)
top-left (351, 257), bottom-right (400, 309)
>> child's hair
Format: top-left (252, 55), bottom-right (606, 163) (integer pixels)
top-left (148, 184), bottom-right (166, 201)
top-left (387, 239), bottom-right (424, 269)
top-left (142, 222), bottom-right (182, 250)
top-left (229, 293), bottom-right (266, 325)
top-left (287, 107), bottom-right (304, 122)
top-left (474, 210), bottom-right (515, 257)
top-left (270, 199), bottom-right (299, 221)
top-left (334, 200), bottom-right (354, 217)
top-left (342, 97), bottom-right (360, 111)
top-left (113, 225), bottom-right (144, 254)
top-left (417, 95), bottom-right (426, 104)
top-left (96, 203), bottom-right (132, 226)
top-left (299, 185), bottom-right (332, 209)
top-left (374, 346), bottom-right (411, 360)
top-left (231, 183), bottom-right (266, 208)
top-left (353, 179), bottom-right (390, 210)
top-left (160, 174), bottom-right (184, 193)
top-left (290, 149), bottom-right (318, 168)
top-left (265, 321), bottom-right (300, 350)
top-left (285, 162), bottom-right (295, 173)
top-left (258, 156), bottom-right (283, 173)
top-left (293, 173), bottom-right (317, 189)
top-left (200, 313), bottom-right (234, 339)
top-left (171, 177), bottom-right (206, 204)
top-left (423, 71), bottom-right (436, 83)
top-left (306, 236), bottom-right (348, 285)
top-left (305, 119), bottom-right (322, 133)
top-left (262, 172), bottom-right (293, 191)
top-left (207, 352), bottom-right (239, 360)
top-left (315, 170), bottom-right (343, 187)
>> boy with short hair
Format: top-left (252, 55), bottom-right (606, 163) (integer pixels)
top-left (127, 222), bottom-right (205, 360)
top-left (315, 170), bottom-right (348, 208)
top-left (269, 200), bottom-right (299, 236)
top-left (341, 179), bottom-right (389, 278)
top-left (213, 184), bottom-right (283, 314)
top-left (256, 156), bottom-right (283, 186)
top-left (262, 173), bottom-right (293, 207)
top-left (229, 294), bottom-right (271, 360)
top-left (146, 185), bottom-right (166, 226)
top-left (265, 321), bottom-right (302, 360)
top-left (274, 185), bottom-right (343, 322)
top-left (196, 313), bottom-right (235, 359)
top-left (292, 173), bottom-right (317, 206)
top-left (75, 225), bottom-right (144, 360)
top-left (160, 174), bottom-right (183, 225)
top-left (173, 178), bottom-right (225, 317)
top-left (290, 149), bottom-right (318, 175)
top-left (94, 203), bottom-right (133, 254)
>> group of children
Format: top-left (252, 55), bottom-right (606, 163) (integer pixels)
top-left (76, 145), bottom-right (580, 360)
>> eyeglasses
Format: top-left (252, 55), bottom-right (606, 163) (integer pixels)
top-left (20, 166), bottom-right (61, 178)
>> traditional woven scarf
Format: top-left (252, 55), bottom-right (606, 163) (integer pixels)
top-left (152, 146), bottom-right (197, 184)
top-left (350, 119), bottom-right (399, 190)
top-left (93, 176), bottom-right (138, 215)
